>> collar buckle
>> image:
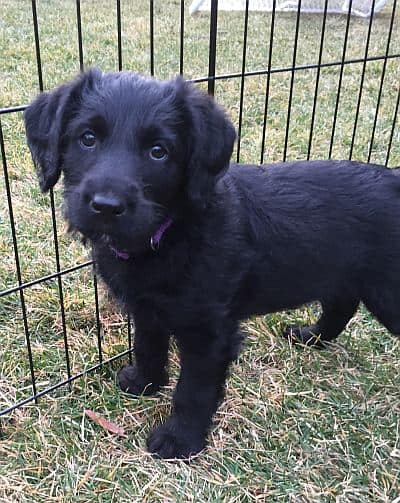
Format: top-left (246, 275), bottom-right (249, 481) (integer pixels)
top-left (150, 236), bottom-right (159, 251)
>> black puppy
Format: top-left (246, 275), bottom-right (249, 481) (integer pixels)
top-left (24, 69), bottom-right (400, 459)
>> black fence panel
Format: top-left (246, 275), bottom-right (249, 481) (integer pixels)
top-left (0, 0), bottom-right (398, 416)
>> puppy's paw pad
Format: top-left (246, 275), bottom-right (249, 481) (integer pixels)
top-left (117, 365), bottom-right (164, 396)
top-left (147, 422), bottom-right (204, 460)
top-left (282, 326), bottom-right (302, 342)
top-left (282, 325), bottom-right (323, 348)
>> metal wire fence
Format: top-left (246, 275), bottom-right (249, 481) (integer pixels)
top-left (0, 0), bottom-right (399, 416)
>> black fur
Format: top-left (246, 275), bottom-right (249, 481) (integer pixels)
top-left (24, 69), bottom-right (400, 459)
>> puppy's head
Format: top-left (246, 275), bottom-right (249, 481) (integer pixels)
top-left (24, 69), bottom-right (235, 253)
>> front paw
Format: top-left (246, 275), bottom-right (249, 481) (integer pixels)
top-left (117, 365), bottom-right (168, 396)
top-left (147, 418), bottom-right (205, 459)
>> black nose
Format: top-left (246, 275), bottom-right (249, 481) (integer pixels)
top-left (90, 194), bottom-right (125, 217)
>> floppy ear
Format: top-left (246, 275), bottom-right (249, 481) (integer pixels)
top-left (24, 69), bottom-right (101, 192)
top-left (179, 80), bottom-right (236, 211)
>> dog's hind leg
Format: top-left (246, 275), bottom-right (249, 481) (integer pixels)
top-left (363, 283), bottom-right (400, 336)
top-left (283, 297), bottom-right (360, 347)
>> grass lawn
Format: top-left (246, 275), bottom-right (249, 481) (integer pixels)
top-left (0, 0), bottom-right (399, 500)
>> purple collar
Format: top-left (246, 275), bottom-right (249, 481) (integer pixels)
top-left (150, 217), bottom-right (174, 251)
top-left (109, 217), bottom-right (173, 260)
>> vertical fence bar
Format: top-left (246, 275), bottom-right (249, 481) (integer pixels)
top-left (307, 0), bottom-right (328, 160)
top-left (207, 0), bottom-right (218, 96)
top-left (76, 0), bottom-right (102, 365)
top-left (260, 0), bottom-right (276, 164)
top-left (117, 0), bottom-right (122, 71)
top-left (385, 85), bottom-right (399, 167)
top-left (283, 0), bottom-right (302, 162)
top-left (48, 191), bottom-right (72, 385)
top-left (92, 267), bottom-right (103, 364)
top-left (31, 1), bottom-right (72, 385)
top-left (127, 313), bottom-right (133, 365)
top-left (150, 0), bottom-right (154, 76)
top-left (116, 0), bottom-right (130, 362)
top-left (367, 0), bottom-right (397, 163)
top-left (0, 120), bottom-right (37, 401)
top-left (31, 1), bottom-right (43, 91)
top-left (76, 0), bottom-right (84, 71)
top-left (179, 0), bottom-right (185, 75)
top-left (328, 0), bottom-right (353, 159)
top-left (348, 0), bottom-right (376, 160)
top-left (236, 0), bottom-right (250, 163)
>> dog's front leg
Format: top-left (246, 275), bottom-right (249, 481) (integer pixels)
top-left (147, 332), bottom-right (234, 459)
top-left (118, 308), bottom-right (170, 396)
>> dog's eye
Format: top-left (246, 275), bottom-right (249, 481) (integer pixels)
top-left (150, 145), bottom-right (168, 161)
top-left (80, 131), bottom-right (96, 148)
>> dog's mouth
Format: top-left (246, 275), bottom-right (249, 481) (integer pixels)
top-left (70, 222), bottom-right (149, 256)
top-left (96, 230), bottom-right (147, 257)
top-left (74, 224), bottom-right (153, 256)
top-left (102, 234), bottom-right (130, 259)
top-left (95, 217), bottom-right (174, 259)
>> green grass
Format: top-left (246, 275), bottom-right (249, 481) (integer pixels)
top-left (0, 0), bottom-right (399, 500)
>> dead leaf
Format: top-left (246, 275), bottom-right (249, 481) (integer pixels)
top-left (76, 467), bottom-right (95, 490)
top-left (84, 409), bottom-right (127, 437)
